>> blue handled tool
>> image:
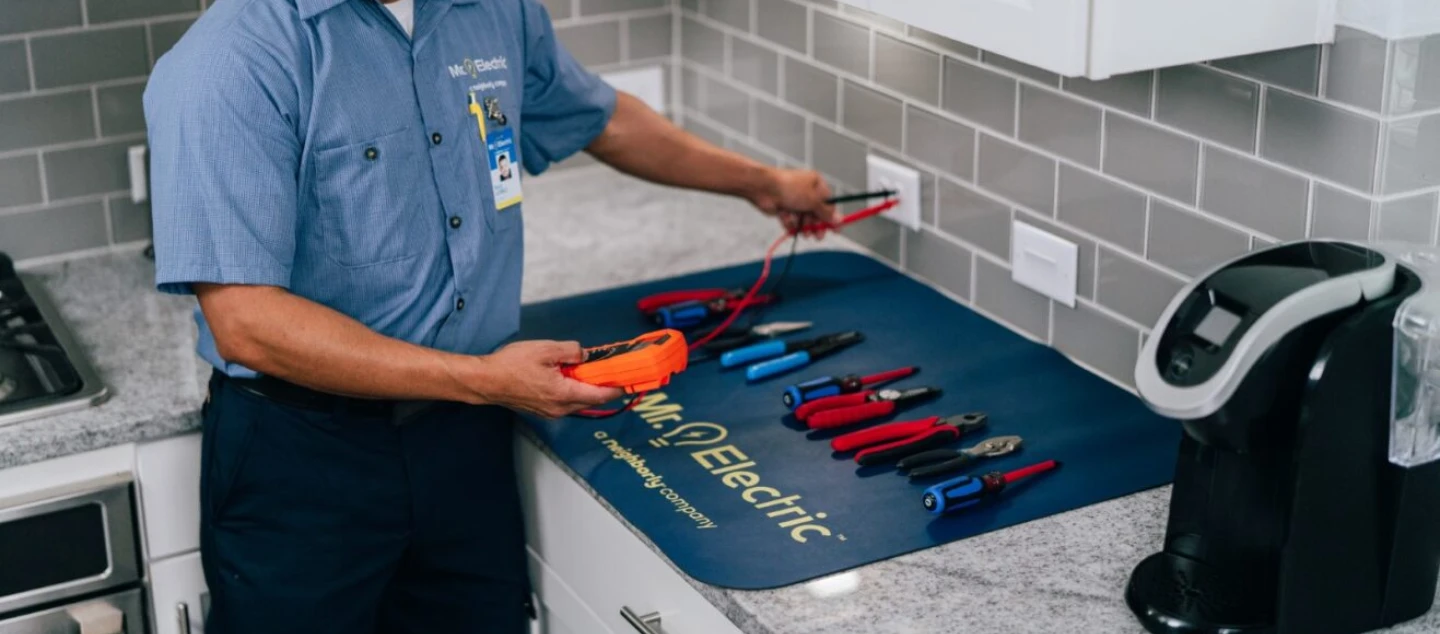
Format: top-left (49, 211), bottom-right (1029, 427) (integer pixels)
top-left (740, 331), bottom-right (865, 381)
top-left (653, 295), bottom-right (778, 330)
top-left (720, 330), bottom-right (862, 369)
top-left (922, 459), bottom-right (1060, 516)
top-left (781, 366), bottom-right (918, 410)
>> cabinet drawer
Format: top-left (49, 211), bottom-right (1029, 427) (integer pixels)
top-left (515, 435), bottom-right (743, 634)
top-left (137, 433), bottom-right (202, 560)
top-left (528, 548), bottom-right (613, 634)
top-left (149, 551), bottom-right (209, 634)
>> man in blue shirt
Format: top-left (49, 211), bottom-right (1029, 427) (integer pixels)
top-left (143, 0), bottom-right (836, 631)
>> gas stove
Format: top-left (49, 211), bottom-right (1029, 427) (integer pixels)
top-left (0, 253), bottom-right (107, 428)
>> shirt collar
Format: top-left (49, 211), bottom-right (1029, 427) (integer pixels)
top-left (297, 0), bottom-right (477, 21)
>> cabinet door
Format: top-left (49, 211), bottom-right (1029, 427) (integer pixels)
top-left (137, 433), bottom-right (202, 560)
top-left (866, 0), bottom-right (1088, 76)
top-left (1089, 0), bottom-right (1336, 78)
top-left (149, 552), bottom-right (209, 634)
top-left (528, 549), bottom-right (613, 634)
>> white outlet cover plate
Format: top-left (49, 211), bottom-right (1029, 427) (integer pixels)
top-left (1011, 220), bottom-right (1078, 307)
top-left (601, 66), bottom-right (666, 113)
top-left (866, 155), bottom-right (922, 230)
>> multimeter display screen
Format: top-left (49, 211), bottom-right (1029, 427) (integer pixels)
top-left (1193, 306), bottom-right (1242, 348)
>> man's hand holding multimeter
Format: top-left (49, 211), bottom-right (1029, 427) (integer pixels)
top-left (477, 341), bottom-right (625, 419)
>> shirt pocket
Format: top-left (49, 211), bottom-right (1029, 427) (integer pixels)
top-left (314, 128), bottom-right (427, 268)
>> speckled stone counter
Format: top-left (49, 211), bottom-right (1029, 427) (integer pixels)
top-left (5, 167), bottom-right (1439, 634)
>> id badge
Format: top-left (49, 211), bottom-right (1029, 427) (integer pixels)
top-left (469, 92), bottom-right (522, 210)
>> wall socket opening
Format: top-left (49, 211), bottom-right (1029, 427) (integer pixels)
top-left (866, 155), bottom-right (922, 230)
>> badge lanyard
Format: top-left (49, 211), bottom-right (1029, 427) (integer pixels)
top-left (468, 91), bottom-right (522, 210)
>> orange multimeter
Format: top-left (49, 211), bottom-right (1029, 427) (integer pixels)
top-left (561, 329), bottom-right (690, 393)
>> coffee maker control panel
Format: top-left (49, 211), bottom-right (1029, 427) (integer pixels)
top-left (1137, 241), bottom-right (1395, 420)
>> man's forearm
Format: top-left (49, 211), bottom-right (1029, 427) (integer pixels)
top-left (194, 284), bottom-right (490, 403)
top-left (586, 92), bottom-right (775, 200)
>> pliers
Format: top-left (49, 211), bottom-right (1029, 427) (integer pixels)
top-left (796, 386), bottom-right (943, 430)
top-left (898, 435), bottom-right (1024, 479)
top-left (696, 321), bottom-right (812, 356)
top-left (723, 331), bottom-right (865, 381)
top-left (650, 294), bottom-right (777, 330)
top-left (782, 366), bottom-right (918, 410)
top-left (636, 288), bottom-right (741, 315)
top-left (830, 413), bottom-right (989, 466)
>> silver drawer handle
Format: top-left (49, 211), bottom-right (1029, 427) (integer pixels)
top-left (620, 606), bottom-right (662, 634)
top-left (177, 602), bottom-right (192, 634)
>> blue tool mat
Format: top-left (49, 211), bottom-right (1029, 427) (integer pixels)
top-left (518, 250), bottom-right (1178, 590)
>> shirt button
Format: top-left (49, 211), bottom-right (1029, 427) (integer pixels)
top-left (431, 132), bottom-right (443, 145)
top-left (456, 298), bottom-right (466, 311)
top-left (364, 147), bottom-right (378, 161)
top-left (449, 216), bottom-right (462, 229)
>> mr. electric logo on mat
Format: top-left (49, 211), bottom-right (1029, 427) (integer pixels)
top-left (593, 392), bottom-right (847, 545)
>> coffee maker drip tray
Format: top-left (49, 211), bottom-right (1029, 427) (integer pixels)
top-left (1126, 553), bottom-right (1273, 634)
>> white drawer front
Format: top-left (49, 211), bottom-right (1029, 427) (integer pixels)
top-left (137, 433), bottom-right (203, 560)
top-left (516, 435), bottom-right (743, 634)
top-left (149, 551), bottom-right (209, 634)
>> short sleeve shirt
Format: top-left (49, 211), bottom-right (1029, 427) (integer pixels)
top-left (143, 0), bottom-right (616, 376)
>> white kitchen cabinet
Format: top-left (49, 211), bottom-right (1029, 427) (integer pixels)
top-left (149, 552), bottom-right (209, 634)
top-left (136, 433), bottom-right (203, 560)
top-left (515, 434), bottom-right (743, 634)
top-left (847, 0), bottom-right (1337, 79)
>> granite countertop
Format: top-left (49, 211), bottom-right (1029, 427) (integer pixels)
top-left (5, 167), bottom-right (1439, 634)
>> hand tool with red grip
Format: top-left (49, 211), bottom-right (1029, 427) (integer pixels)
top-left (921, 459), bottom-right (1060, 516)
top-left (829, 413), bottom-right (989, 466)
top-left (652, 294), bottom-right (777, 330)
top-left (637, 289), bottom-right (740, 315)
top-left (782, 366), bottom-right (918, 410)
top-left (898, 435), bottom-right (1024, 478)
top-left (799, 386), bottom-right (943, 430)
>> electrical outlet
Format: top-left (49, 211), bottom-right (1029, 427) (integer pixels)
top-left (866, 155), bottom-right (922, 230)
top-left (601, 66), bottom-right (667, 113)
top-left (1011, 220), bottom-right (1078, 307)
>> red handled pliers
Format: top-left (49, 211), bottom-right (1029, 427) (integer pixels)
top-left (831, 413), bottom-right (989, 465)
top-left (795, 386), bottom-right (943, 430)
top-left (636, 288), bottom-right (742, 315)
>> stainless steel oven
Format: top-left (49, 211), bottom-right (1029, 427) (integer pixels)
top-left (0, 481), bottom-right (146, 633)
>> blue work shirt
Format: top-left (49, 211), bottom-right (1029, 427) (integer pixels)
top-left (144, 0), bottom-right (616, 376)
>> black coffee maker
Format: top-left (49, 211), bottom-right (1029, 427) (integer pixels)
top-left (1126, 240), bottom-right (1440, 634)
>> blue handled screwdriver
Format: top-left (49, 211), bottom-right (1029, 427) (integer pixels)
top-left (719, 331), bottom-right (862, 369)
top-left (740, 332), bottom-right (865, 382)
top-left (922, 459), bottom-right (1060, 516)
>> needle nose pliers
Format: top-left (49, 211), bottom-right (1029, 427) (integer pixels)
top-left (782, 366), bottom-right (918, 410)
top-left (795, 386), bottom-right (943, 430)
top-left (898, 435), bottom-right (1025, 479)
top-left (697, 321), bottom-right (812, 356)
top-left (830, 413), bottom-right (989, 465)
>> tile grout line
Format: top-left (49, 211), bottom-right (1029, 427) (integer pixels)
top-left (0, 14), bottom-right (203, 44)
top-left (0, 191), bottom-right (121, 220)
top-left (0, 76), bottom-right (150, 104)
top-left (619, 16), bottom-right (630, 63)
top-left (1141, 197), bottom-right (1151, 259)
top-left (90, 87), bottom-right (102, 139)
top-left (0, 132), bottom-right (149, 162)
top-left (1254, 86), bottom-right (1267, 155)
top-left (24, 37), bottom-right (35, 92)
top-left (1303, 179), bottom-right (1315, 238)
top-left (80, 0), bottom-right (89, 26)
top-left (35, 151), bottom-right (48, 205)
top-left (102, 196), bottom-right (115, 245)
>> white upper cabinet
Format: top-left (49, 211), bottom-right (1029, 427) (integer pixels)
top-left (848, 0), bottom-right (1338, 79)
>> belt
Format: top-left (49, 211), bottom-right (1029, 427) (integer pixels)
top-left (221, 371), bottom-right (399, 419)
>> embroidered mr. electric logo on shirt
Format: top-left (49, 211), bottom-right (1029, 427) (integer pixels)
top-left (468, 91), bottom-right (521, 210)
top-left (448, 56), bottom-right (507, 79)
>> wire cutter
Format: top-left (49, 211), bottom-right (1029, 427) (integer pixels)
top-left (697, 321), bottom-right (812, 356)
top-left (724, 332), bottom-right (865, 381)
top-left (830, 413), bottom-right (989, 466)
top-left (782, 366), bottom-right (918, 410)
top-left (897, 435), bottom-right (1024, 479)
top-left (797, 386), bottom-right (943, 430)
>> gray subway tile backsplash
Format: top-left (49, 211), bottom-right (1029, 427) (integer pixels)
top-left (981, 51), bottom-right (1059, 87)
top-left (0, 41), bottom-right (29, 95)
top-left (1052, 301), bottom-right (1139, 387)
top-left (906, 227), bottom-right (972, 301)
top-left (629, 14), bottom-right (673, 60)
top-left (1377, 192), bottom-right (1439, 245)
top-left (754, 99), bottom-right (806, 161)
top-left (1311, 184), bottom-right (1373, 241)
top-left (838, 5), bottom-right (905, 33)
top-left (730, 36), bottom-right (778, 94)
top-left (1383, 111), bottom-right (1440, 194)
top-left (1389, 33), bottom-right (1440, 116)
top-left (810, 121), bottom-right (867, 187)
top-left (904, 105), bottom-right (975, 182)
top-left (875, 33), bottom-right (940, 106)
top-left (1056, 165), bottom-right (1146, 254)
top-left (726, 135), bottom-right (780, 165)
top-left (542, 0), bottom-right (572, 20)
top-left (1018, 85), bottom-right (1101, 168)
top-left (839, 209), bottom-right (900, 264)
top-left (905, 26), bottom-right (977, 59)
top-left (973, 256), bottom-right (1050, 341)
top-left (85, 0), bottom-right (196, 24)
top-left (0, 155), bottom-right (43, 209)
top-left (1156, 65), bottom-right (1260, 152)
top-left (1200, 145), bottom-right (1309, 240)
top-left (1064, 71), bottom-right (1153, 118)
top-left (31, 27), bottom-right (149, 90)
top-left (937, 177), bottom-right (1010, 262)
top-left (683, 115), bottom-right (727, 146)
top-left (756, 0), bottom-right (807, 53)
top-left (977, 134), bottom-right (1055, 215)
top-left (1016, 210), bottom-right (1097, 301)
top-left (943, 57), bottom-right (1016, 135)
top-left (0, 0), bottom-right (84, 37)
top-left (98, 82), bottom-right (148, 137)
top-left (842, 80), bottom-right (902, 149)
top-left (109, 195), bottom-right (153, 243)
top-left (682, 17), bottom-right (725, 70)
top-left (1096, 246), bottom-right (1183, 328)
top-left (1148, 199), bottom-right (1251, 276)
top-left (148, 18), bottom-right (195, 66)
top-left (702, 0), bottom-right (750, 31)
top-left (812, 12), bottom-right (869, 78)
top-left (1260, 89), bottom-right (1380, 192)
top-left (703, 75), bottom-right (751, 134)
top-left (783, 56), bottom-right (838, 121)
top-left (1211, 45), bottom-right (1322, 95)
top-left (0, 90), bottom-right (97, 152)
top-left (682, 66), bottom-right (702, 109)
top-left (0, 201), bottom-right (109, 260)
top-left (1102, 112), bottom-right (1199, 204)
top-left (556, 21), bottom-right (622, 66)
top-left (580, 0), bottom-right (665, 15)
top-left (1326, 27), bottom-right (1388, 113)
top-left (43, 140), bottom-right (136, 201)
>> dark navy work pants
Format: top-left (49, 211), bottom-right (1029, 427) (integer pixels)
top-left (199, 372), bottom-right (531, 634)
